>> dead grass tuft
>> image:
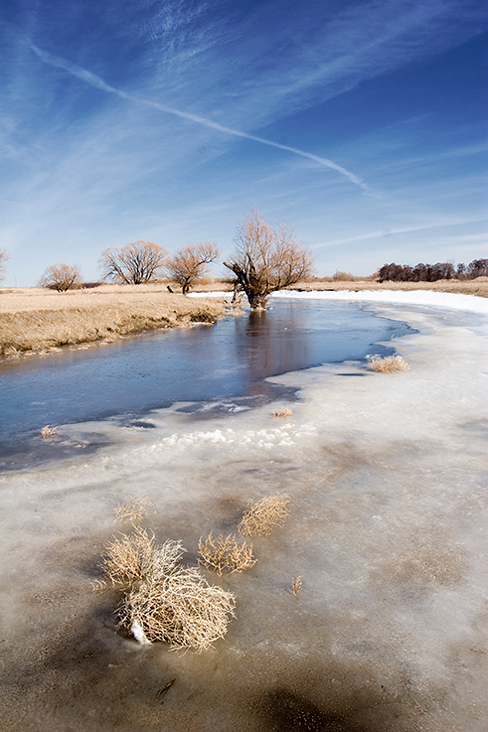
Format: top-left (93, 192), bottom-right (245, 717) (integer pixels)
top-left (198, 532), bottom-right (256, 576)
top-left (114, 496), bottom-right (152, 524)
top-left (117, 539), bottom-right (235, 650)
top-left (40, 425), bottom-right (59, 438)
top-left (101, 532), bottom-right (235, 650)
top-left (272, 405), bottom-right (293, 417)
top-left (120, 565), bottom-right (235, 651)
top-left (102, 527), bottom-right (158, 590)
top-left (291, 576), bottom-right (303, 597)
top-left (238, 494), bottom-right (291, 537)
top-left (367, 354), bottom-right (410, 373)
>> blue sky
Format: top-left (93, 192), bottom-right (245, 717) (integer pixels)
top-left (1, 0), bottom-right (487, 286)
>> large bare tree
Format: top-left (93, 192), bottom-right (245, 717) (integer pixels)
top-left (223, 210), bottom-right (314, 309)
top-left (99, 241), bottom-right (168, 284)
top-left (39, 263), bottom-right (82, 291)
top-left (166, 241), bottom-right (220, 294)
top-left (0, 248), bottom-right (9, 282)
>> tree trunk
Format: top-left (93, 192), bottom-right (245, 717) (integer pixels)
top-left (247, 292), bottom-right (268, 310)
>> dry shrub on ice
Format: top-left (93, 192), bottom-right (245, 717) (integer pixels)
top-left (114, 496), bottom-right (152, 524)
top-left (120, 540), bottom-right (235, 651)
top-left (41, 424), bottom-right (59, 438)
top-left (198, 532), bottom-right (256, 576)
top-left (101, 532), bottom-right (235, 651)
top-left (238, 495), bottom-right (291, 537)
top-left (102, 527), bottom-right (157, 590)
top-left (367, 354), bottom-right (410, 373)
top-left (272, 405), bottom-right (293, 417)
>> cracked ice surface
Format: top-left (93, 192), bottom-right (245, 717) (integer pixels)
top-left (0, 292), bottom-right (487, 732)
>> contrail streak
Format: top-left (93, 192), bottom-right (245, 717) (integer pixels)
top-left (31, 44), bottom-right (367, 190)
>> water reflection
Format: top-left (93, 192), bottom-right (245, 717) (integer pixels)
top-left (238, 309), bottom-right (312, 390)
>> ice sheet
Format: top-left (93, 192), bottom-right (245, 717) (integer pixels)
top-left (0, 293), bottom-right (486, 732)
top-left (273, 288), bottom-right (488, 315)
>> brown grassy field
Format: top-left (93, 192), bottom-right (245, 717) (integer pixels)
top-left (0, 283), bottom-right (228, 359)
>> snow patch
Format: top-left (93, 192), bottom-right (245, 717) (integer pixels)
top-left (271, 288), bottom-right (488, 314)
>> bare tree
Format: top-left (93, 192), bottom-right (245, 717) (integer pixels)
top-left (467, 258), bottom-right (488, 278)
top-left (99, 241), bottom-right (169, 284)
top-left (39, 263), bottom-right (83, 291)
top-left (0, 249), bottom-right (9, 282)
top-left (166, 241), bottom-right (220, 294)
top-left (223, 209), bottom-right (314, 309)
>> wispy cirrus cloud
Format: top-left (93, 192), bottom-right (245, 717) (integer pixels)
top-left (30, 43), bottom-right (368, 190)
top-left (312, 216), bottom-right (488, 250)
top-left (150, 0), bottom-right (486, 130)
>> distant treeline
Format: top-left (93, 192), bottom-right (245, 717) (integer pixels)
top-left (377, 258), bottom-right (488, 283)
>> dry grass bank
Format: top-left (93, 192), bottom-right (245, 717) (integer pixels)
top-left (0, 283), bottom-right (228, 359)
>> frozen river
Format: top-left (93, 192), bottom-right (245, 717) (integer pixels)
top-left (0, 299), bottom-right (409, 469)
top-left (0, 291), bottom-right (487, 732)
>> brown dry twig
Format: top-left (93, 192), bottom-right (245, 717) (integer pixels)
top-left (156, 679), bottom-right (176, 703)
top-left (198, 532), bottom-right (256, 576)
top-left (238, 494), bottom-right (291, 537)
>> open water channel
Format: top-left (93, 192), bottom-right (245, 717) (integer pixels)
top-left (0, 298), bottom-right (410, 470)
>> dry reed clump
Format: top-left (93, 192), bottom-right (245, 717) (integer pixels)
top-left (114, 496), bottom-right (152, 524)
top-left (367, 354), bottom-right (410, 373)
top-left (198, 532), bottom-right (256, 576)
top-left (272, 405), bottom-right (293, 417)
top-left (40, 425), bottom-right (59, 438)
top-left (238, 494), bottom-right (291, 537)
top-left (118, 540), bottom-right (236, 650)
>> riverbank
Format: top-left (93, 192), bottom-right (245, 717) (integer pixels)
top-left (0, 284), bottom-right (229, 359)
top-left (1, 278), bottom-right (486, 360)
